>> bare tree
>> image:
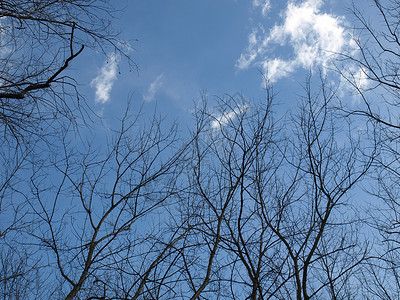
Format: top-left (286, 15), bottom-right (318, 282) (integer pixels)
top-left (0, 3), bottom-right (135, 297)
top-left (336, 1), bottom-right (400, 297)
top-left (0, 76), bottom-right (376, 299)
top-left (1, 1), bottom-right (392, 299)
top-left (269, 75), bottom-right (373, 299)
top-left (0, 0), bottom-right (132, 143)
top-left (175, 77), bottom-right (373, 299)
top-left (0, 0), bottom-right (131, 237)
top-left (0, 103), bottom-right (192, 299)
top-left (338, 0), bottom-right (400, 128)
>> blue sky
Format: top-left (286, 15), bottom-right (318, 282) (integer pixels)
top-left (83, 0), bottom-right (368, 126)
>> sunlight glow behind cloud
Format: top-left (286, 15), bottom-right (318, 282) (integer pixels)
top-left (238, 0), bottom-right (354, 82)
top-left (91, 53), bottom-right (119, 104)
top-left (144, 74), bottom-right (164, 102)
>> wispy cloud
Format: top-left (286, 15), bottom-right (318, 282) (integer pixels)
top-left (211, 104), bottom-right (249, 129)
top-left (144, 74), bottom-right (164, 102)
top-left (237, 0), bottom-right (355, 82)
top-left (236, 28), bottom-right (265, 70)
top-left (253, 0), bottom-right (271, 16)
top-left (91, 53), bottom-right (119, 104)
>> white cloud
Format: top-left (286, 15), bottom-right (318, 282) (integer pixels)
top-left (237, 0), bottom-right (354, 82)
top-left (253, 0), bottom-right (271, 16)
top-left (91, 53), bottom-right (119, 104)
top-left (236, 28), bottom-right (265, 70)
top-left (143, 74), bottom-right (164, 102)
top-left (263, 58), bottom-right (295, 81)
top-left (211, 104), bottom-right (249, 129)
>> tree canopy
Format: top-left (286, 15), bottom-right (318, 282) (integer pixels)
top-left (1, 0), bottom-right (400, 299)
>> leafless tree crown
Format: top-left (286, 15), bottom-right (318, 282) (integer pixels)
top-left (2, 0), bottom-right (400, 299)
